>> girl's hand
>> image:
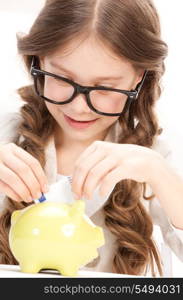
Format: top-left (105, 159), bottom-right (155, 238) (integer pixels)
top-left (0, 143), bottom-right (48, 202)
top-left (72, 140), bottom-right (164, 200)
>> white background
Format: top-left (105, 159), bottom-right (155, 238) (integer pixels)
top-left (0, 0), bottom-right (183, 276)
top-left (0, 1), bottom-right (183, 133)
top-left (0, 1), bottom-right (182, 171)
top-left (0, 1), bottom-right (183, 145)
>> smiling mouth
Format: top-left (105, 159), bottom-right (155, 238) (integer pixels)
top-left (63, 114), bottom-right (99, 129)
top-left (65, 115), bottom-right (98, 122)
top-left (71, 119), bottom-right (97, 122)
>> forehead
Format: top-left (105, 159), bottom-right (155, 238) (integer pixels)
top-left (43, 36), bottom-right (136, 78)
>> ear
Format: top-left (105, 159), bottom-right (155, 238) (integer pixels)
top-left (133, 70), bottom-right (145, 89)
top-left (39, 56), bottom-right (44, 69)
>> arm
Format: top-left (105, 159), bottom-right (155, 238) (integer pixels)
top-left (149, 155), bottom-right (183, 230)
top-left (71, 140), bottom-right (183, 231)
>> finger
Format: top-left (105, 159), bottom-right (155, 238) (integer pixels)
top-left (99, 166), bottom-right (128, 197)
top-left (74, 141), bottom-right (99, 168)
top-left (12, 144), bottom-right (49, 192)
top-left (82, 156), bottom-right (117, 200)
top-left (0, 179), bottom-right (24, 202)
top-left (3, 154), bottom-right (43, 200)
top-left (72, 148), bottom-right (105, 198)
top-left (0, 163), bottom-right (33, 202)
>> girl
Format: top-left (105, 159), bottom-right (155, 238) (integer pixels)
top-left (0, 0), bottom-right (183, 277)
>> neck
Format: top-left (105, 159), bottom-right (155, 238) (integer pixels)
top-left (54, 126), bottom-right (109, 151)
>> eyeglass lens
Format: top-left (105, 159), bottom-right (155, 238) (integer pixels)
top-left (36, 73), bottom-right (128, 114)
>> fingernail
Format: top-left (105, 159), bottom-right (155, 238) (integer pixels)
top-left (73, 193), bottom-right (80, 200)
top-left (37, 192), bottom-right (42, 199)
top-left (28, 196), bottom-right (33, 202)
top-left (43, 184), bottom-right (49, 193)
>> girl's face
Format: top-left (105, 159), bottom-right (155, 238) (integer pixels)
top-left (41, 36), bottom-right (142, 144)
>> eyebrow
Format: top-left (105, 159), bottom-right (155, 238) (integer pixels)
top-left (49, 61), bottom-right (123, 81)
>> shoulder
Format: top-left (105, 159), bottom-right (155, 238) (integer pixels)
top-left (151, 134), bottom-right (172, 159)
top-left (0, 111), bottom-right (22, 126)
top-left (0, 111), bottom-right (23, 144)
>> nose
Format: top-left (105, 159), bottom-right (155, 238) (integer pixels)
top-left (69, 93), bottom-right (91, 114)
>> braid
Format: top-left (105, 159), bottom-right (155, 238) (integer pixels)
top-left (103, 70), bottom-right (164, 276)
top-left (0, 85), bottom-right (55, 264)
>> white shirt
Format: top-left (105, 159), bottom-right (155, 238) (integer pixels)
top-left (0, 111), bottom-right (183, 277)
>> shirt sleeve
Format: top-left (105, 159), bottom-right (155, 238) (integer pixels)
top-left (0, 111), bottom-right (22, 145)
top-left (159, 137), bottom-right (183, 242)
top-left (169, 222), bottom-right (183, 243)
top-left (152, 132), bottom-right (183, 179)
top-left (149, 135), bottom-right (183, 263)
top-left (0, 193), bottom-right (6, 213)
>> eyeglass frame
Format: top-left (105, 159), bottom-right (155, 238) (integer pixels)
top-left (30, 56), bottom-right (148, 117)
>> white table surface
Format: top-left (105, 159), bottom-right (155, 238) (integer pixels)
top-left (0, 264), bottom-right (139, 278)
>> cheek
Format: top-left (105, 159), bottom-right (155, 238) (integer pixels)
top-left (91, 92), bottom-right (128, 114)
top-left (101, 98), bottom-right (127, 117)
top-left (44, 101), bottom-right (57, 116)
top-left (115, 93), bottom-right (128, 109)
top-left (44, 81), bottom-right (60, 100)
top-left (100, 116), bottom-right (119, 130)
top-left (109, 97), bottom-right (126, 112)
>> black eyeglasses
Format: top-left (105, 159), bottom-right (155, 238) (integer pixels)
top-left (30, 56), bottom-right (147, 117)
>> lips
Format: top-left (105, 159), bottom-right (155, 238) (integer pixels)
top-left (63, 114), bottom-right (98, 129)
top-left (69, 117), bottom-right (96, 122)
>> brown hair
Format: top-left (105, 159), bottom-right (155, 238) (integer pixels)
top-left (0, 0), bottom-right (168, 276)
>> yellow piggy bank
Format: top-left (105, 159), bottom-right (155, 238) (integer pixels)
top-left (9, 200), bottom-right (105, 276)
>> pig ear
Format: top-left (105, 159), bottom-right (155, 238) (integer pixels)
top-left (70, 200), bottom-right (85, 218)
top-left (11, 210), bottom-right (21, 225)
